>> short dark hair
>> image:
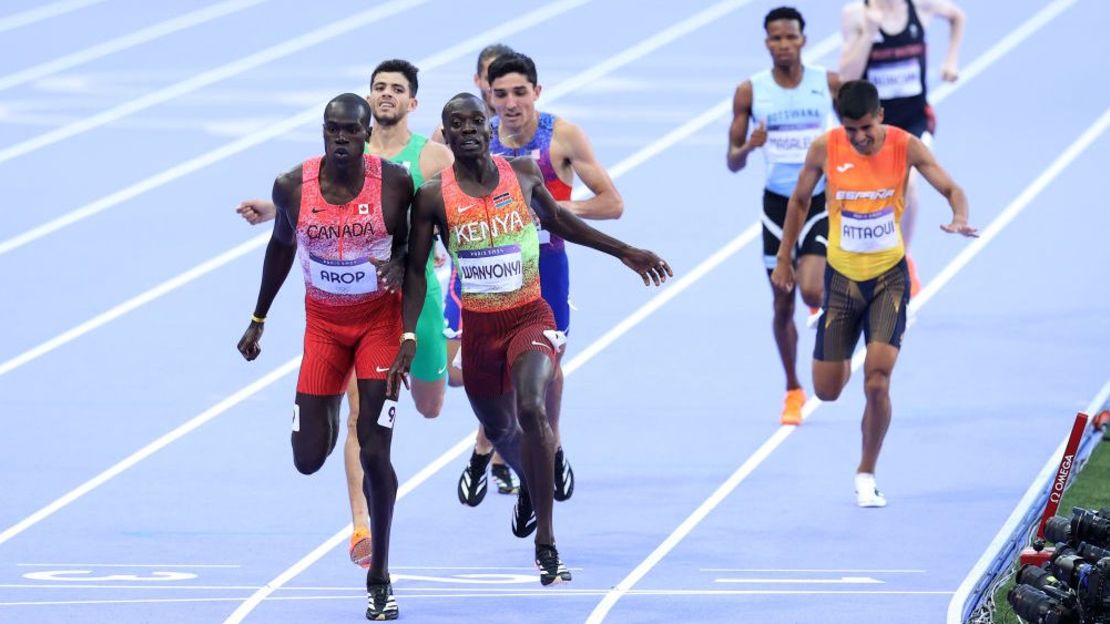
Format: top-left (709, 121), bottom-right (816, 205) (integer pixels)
top-left (837, 80), bottom-right (881, 120)
top-left (371, 59), bottom-right (419, 96)
top-left (487, 52), bottom-right (537, 87)
top-left (441, 92), bottom-right (485, 121)
top-left (764, 6), bottom-right (805, 32)
top-left (326, 92), bottom-right (372, 128)
top-left (476, 43), bottom-right (514, 74)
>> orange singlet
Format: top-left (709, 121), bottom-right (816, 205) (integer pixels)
top-left (824, 125), bottom-right (910, 281)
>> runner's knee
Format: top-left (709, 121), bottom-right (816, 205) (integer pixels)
top-left (863, 370), bottom-right (891, 402)
top-left (800, 285), bottom-right (823, 309)
top-left (516, 393), bottom-right (548, 434)
top-left (414, 392), bottom-right (443, 419)
top-left (292, 440), bottom-right (329, 475)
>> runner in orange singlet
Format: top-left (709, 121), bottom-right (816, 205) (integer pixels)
top-left (772, 80), bottom-right (976, 508)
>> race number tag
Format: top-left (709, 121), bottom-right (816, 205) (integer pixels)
top-left (308, 254), bottom-right (378, 295)
top-left (377, 399), bottom-right (397, 429)
top-left (457, 245), bottom-right (523, 294)
top-left (765, 122), bottom-right (822, 164)
top-left (840, 207), bottom-right (899, 253)
top-left (867, 59), bottom-right (923, 100)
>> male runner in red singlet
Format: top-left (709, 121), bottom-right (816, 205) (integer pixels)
top-left (236, 93), bottom-right (412, 620)
top-left (388, 93), bottom-right (670, 585)
top-left (772, 80), bottom-right (976, 508)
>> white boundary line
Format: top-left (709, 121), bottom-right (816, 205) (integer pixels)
top-left (584, 2), bottom-right (1084, 620)
top-left (0, 0), bottom-right (268, 93)
top-left (0, 589), bottom-right (956, 608)
top-left (0, 0), bottom-right (106, 34)
top-left (0, 0), bottom-right (592, 257)
top-left (945, 374), bottom-right (1110, 623)
top-left (0, 0), bottom-right (426, 166)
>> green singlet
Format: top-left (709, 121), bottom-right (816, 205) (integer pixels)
top-left (379, 133), bottom-right (447, 381)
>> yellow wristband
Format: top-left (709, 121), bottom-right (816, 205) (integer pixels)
top-left (251, 314), bottom-right (266, 324)
top-left (400, 331), bottom-right (417, 345)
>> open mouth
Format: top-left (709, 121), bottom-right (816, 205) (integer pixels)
top-left (460, 138), bottom-right (480, 149)
top-left (334, 147), bottom-right (350, 157)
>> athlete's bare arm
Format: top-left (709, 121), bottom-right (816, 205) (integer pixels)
top-left (916, 0), bottom-right (966, 81)
top-left (771, 135), bottom-right (827, 292)
top-left (827, 70), bottom-right (843, 101)
top-left (418, 140), bottom-right (454, 180)
top-left (906, 136), bottom-right (976, 237)
top-left (839, 3), bottom-right (880, 81)
top-left (727, 80), bottom-right (766, 173)
top-left (430, 124), bottom-right (445, 144)
top-left (378, 161), bottom-right (415, 291)
top-left (386, 179), bottom-right (446, 398)
top-left (236, 166), bottom-right (302, 361)
top-left (552, 119), bottom-right (623, 219)
top-left (511, 158), bottom-right (671, 286)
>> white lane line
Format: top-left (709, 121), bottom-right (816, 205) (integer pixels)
top-left (0, 0), bottom-right (427, 166)
top-left (541, 0), bottom-right (757, 103)
top-left (0, 0), bottom-right (592, 257)
top-left (16, 563), bottom-right (241, 568)
top-left (0, 0), bottom-right (268, 93)
top-left (0, 0), bottom-right (599, 377)
top-left (584, 2), bottom-right (1083, 621)
top-left (0, 357), bottom-right (303, 546)
top-left (0, 0), bottom-right (107, 34)
top-left (0, 234), bottom-right (267, 377)
top-left (714, 577), bottom-right (883, 585)
top-left (0, 589), bottom-right (955, 608)
top-left (701, 568), bottom-right (927, 573)
top-left (945, 374), bottom-right (1110, 624)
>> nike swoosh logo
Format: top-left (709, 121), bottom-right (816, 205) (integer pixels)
top-left (375, 366), bottom-right (391, 373)
top-left (836, 163), bottom-right (854, 173)
top-left (531, 340), bottom-right (551, 350)
top-left (458, 204), bottom-right (476, 213)
top-left (311, 207), bottom-right (325, 213)
top-left (437, 366), bottom-right (448, 375)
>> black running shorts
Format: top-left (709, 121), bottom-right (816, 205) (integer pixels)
top-left (815, 258), bottom-right (910, 361)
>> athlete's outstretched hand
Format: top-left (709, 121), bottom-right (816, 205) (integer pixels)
top-left (940, 62), bottom-right (959, 82)
top-left (237, 321), bottom-right (265, 361)
top-left (373, 257), bottom-right (405, 293)
top-left (771, 258), bottom-right (795, 293)
top-left (620, 248), bottom-right (673, 286)
top-left (940, 217), bottom-right (978, 238)
top-left (748, 120), bottom-right (768, 149)
top-left (386, 341), bottom-right (415, 401)
top-left (236, 199), bottom-right (277, 225)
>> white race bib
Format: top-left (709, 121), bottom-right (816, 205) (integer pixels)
top-left (765, 122), bottom-right (822, 164)
top-left (377, 400), bottom-right (397, 429)
top-left (457, 245), bottom-right (523, 294)
top-left (840, 207), bottom-right (899, 253)
top-left (309, 254), bottom-right (378, 295)
top-left (867, 59), bottom-right (923, 100)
